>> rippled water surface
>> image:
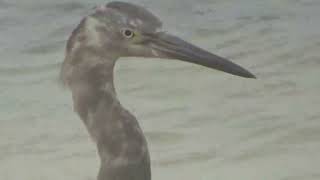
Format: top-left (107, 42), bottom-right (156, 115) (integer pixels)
top-left (1, 0), bottom-right (320, 179)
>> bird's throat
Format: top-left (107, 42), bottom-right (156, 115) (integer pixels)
top-left (65, 56), bottom-right (119, 140)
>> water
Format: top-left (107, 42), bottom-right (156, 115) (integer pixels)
top-left (1, 0), bottom-right (320, 179)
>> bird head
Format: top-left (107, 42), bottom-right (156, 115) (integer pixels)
top-left (65, 1), bottom-right (255, 79)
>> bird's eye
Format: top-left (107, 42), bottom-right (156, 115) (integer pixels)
top-left (121, 29), bottom-right (134, 38)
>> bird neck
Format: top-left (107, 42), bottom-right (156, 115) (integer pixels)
top-left (63, 50), bottom-right (120, 136)
top-left (62, 17), bottom-right (151, 179)
top-left (64, 54), bottom-right (151, 180)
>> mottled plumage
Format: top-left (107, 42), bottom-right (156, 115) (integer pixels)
top-left (60, 1), bottom-right (255, 180)
top-left (107, 1), bottom-right (162, 31)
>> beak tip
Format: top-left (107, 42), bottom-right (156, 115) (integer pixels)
top-left (229, 67), bottom-right (256, 79)
top-left (245, 72), bottom-right (257, 79)
top-left (231, 68), bottom-right (256, 79)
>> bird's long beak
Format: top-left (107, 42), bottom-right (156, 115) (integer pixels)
top-left (148, 32), bottom-right (256, 78)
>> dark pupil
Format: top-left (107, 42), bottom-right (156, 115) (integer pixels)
top-left (124, 30), bottom-right (132, 37)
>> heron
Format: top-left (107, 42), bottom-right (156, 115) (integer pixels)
top-left (60, 1), bottom-right (255, 180)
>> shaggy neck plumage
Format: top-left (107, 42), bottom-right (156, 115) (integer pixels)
top-left (63, 50), bottom-right (119, 138)
top-left (61, 16), bottom-right (151, 180)
top-left (62, 49), bottom-right (150, 180)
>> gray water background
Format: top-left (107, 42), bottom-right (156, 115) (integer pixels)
top-left (1, 0), bottom-right (320, 179)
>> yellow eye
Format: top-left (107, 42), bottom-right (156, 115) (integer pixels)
top-left (121, 28), bottom-right (135, 38)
